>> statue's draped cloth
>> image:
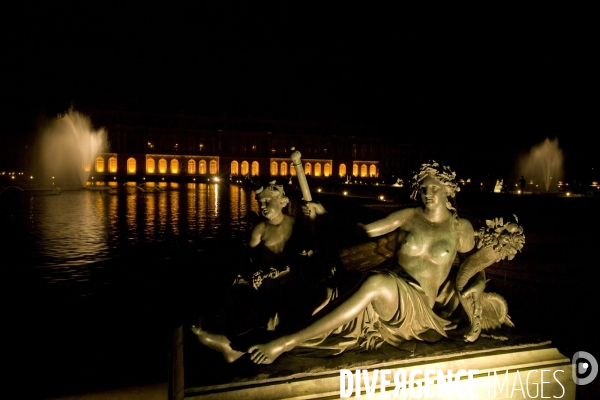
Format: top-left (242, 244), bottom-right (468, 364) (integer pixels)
top-left (290, 269), bottom-right (464, 356)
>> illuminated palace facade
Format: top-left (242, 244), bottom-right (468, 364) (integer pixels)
top-left (87, 109), bottom-right (424, 182)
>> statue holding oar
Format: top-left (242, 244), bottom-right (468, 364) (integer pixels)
top-left (191, 150), bottom-right (345, 362)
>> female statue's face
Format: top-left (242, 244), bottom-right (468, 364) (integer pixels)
top-left (419, 175), bottom-right (446, 209)
top-left (258, 194), bottom-right (283, 220)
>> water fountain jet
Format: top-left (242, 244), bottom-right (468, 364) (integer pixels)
top-left (34, 109), bottom-right (107, 189)
top-left (519, 138), bottom-right (564, 192)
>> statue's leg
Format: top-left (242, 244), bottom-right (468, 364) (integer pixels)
top-left (248, 273), bottom-right (399, 364)
top-left (191, 325), bottom-right (245, 363)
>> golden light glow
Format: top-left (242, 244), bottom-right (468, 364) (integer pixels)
top-left (147, 158), bottom-right (155, 173)
top-left (304, 163), bottom-right (311, 176)
top-left (109, 157), bottom-right (117, 173)
top-left (96, 157), bottom-right (104, 172)
top-left (127, 158), bottom-right (136, 174)
top-left (170, 159), bottom-right (179, 174)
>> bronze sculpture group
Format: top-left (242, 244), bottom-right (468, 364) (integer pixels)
top-left (192, 158), bottom-right (524, 365)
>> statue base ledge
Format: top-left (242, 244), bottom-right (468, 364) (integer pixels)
top-left (173, 327), bottom-right (574, 400)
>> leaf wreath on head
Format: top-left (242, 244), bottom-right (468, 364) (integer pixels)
top-left (410, 160), bottom-right (460, 201)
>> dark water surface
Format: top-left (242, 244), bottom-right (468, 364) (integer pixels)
top-left (3, 185), bottom-right (600, 399)
top-left (3, 183), bottom-right (263, 399)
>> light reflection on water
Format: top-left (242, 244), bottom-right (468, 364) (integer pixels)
top-left (1, 183), bottom-right (258, 289)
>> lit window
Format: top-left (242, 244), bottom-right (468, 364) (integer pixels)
top-left (159, 158), bottom-right (167, 173)
top-left (147, 158), bottom-right (155, 173)
top-left (109, 157), bottom-right (117, 173)
top-left (305, 163), bottom-right (312, 176)
top-left (96, 157), bottom-right (105, 173)
top-left (127, 158), bottom-right (136, 174)
top-left (170, 159), bottom-right (179, 174)
top-left (188, 160), bottom-right (196, 174)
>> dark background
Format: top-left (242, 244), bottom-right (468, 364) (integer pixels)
top-left (3, 2), bottom-right (596, 179)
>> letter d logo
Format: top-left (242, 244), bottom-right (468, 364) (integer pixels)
top-left (572, 351), bottom-right (597, 385)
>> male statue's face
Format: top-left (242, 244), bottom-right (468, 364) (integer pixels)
top-left (258, 194), bottom-right (283, 221)
top-left (419, 175), bottom-right (446, 209)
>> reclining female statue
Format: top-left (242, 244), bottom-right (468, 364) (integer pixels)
top-left (195, 162), bottom-right (520, 364)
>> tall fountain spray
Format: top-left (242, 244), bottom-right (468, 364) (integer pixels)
top-left (35, 109), bottom-right (107, 188)
top-left (519, 138), bottom-right (564, 192)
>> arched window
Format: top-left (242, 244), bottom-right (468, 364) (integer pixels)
top-left (127, 158), bottom-right (136, 174)
top-left (270, 162), bottom-right (278, 176)
top-left (339, 163), bottom-right (346, 177)
top-left (305, 163), bottom-right (312, 176)
top-left (290, 163), bottom-right (296, 176)
top-left (324, 163), bottom-right (331, 177)
top-left (95, 157), bottom-right (105, 173)
top-left (251, 161), bottom-right (259, 176)
top-left (314, 163), bottom-right (321, 177)
top-left (170, 159), bottom-right (179, 174)
top-left (241, 161), bottom-right (249, 176)
top-left (361, 164), bottom-right (367, 177)
top-left (199, 160), bottom-right (207, 174)
top-left (146, 158), bottom-right (155, 173)
top-left (352, 163), bottom-right (358, 177)
top-left (209, 160), bottom-right (217, 174)
top-left (108, 157), bottom-right (117, 173)
top-left (370, 165), bottom-right (377, 177)
top-left (158, 158), bottom-right (167, 173)
top-left (188, 160), bottom-right (196, 174)
top-left (280, 162), bottom-right (287, 176)
top-left (231, 161), bottom-right (239, 176)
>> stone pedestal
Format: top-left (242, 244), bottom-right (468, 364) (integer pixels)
top-left (174, 328), bottom-right (575, 399)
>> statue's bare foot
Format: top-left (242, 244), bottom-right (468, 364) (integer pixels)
top-left (248, 338), bottom-right (289, 364)
top-left (191, 325), bottom-right (244, 363)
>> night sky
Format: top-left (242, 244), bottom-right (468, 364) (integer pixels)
top-left (3, 2), bottom-right (596, 179)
